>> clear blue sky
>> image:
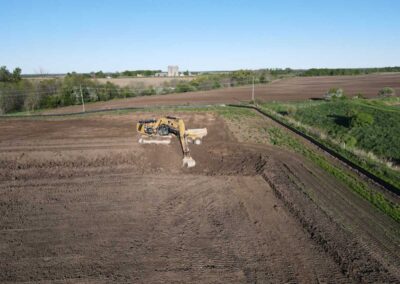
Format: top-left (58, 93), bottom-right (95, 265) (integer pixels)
top-left (1, 0), bottom-right (399, 73)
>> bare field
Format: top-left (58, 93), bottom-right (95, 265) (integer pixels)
top-left (1, 112), bottom-right (399, 282)
top-left (95, 76), bottom-right (194, 87)
top-left (41, 73), bottom-right (400, 115)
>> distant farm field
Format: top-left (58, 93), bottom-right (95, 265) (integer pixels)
top-left (40, 73), bottom-right (400, 114)
top-left (95, 76), bottom-right (194, 87)
top-left (27, 76), bottom-right (194, 88)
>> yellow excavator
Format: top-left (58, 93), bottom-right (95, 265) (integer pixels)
top-left (136, 116), bottom-right (207, 168)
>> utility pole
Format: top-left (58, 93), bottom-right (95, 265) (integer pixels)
top-left (80, 85), bottom-right (85, 112)
top-left (252, 76), bottom-right (255, 104)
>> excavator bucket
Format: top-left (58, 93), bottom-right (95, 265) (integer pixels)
top-left (182, 156), bottom-right (196, 168)
top-left (185, 128), bottom-right (207, 138)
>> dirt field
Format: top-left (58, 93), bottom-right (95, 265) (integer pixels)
top-left (41, 73), bottom-right (400, 114)
top-left (96, 76), bottom-right (193, 87)
top-left (1, 112), bottom-right (399, 283)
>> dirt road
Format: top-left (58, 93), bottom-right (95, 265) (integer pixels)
top-left (1, 112), bottom-right (399, 282)
top-left (41, 73), bottom-right (400, 114)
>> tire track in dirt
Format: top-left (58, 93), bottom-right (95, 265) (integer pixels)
top-left (0, 173), bottom-right (349, 283)
top-left (1, 112), bottom-right (399, 282)
top-left (279, 156), bottom-right (400, 272)
top-left (261, 156), bottom-right (400, 283)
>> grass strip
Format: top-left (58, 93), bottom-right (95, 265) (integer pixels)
top-left (267, 126), bottom-right (400, 223)
top-left (259, 103), bottom-right (400, 191)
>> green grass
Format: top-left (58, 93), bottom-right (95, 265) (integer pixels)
top-left (215, 106), bottom-right (256, 119)
top-left (267, 126), bottom-right (400, 223)
top-left (0, 109), bottom-right (46, 116)
top-left (292, 100), bottom-right (400, 161)
top-left (261, 98), bottom-right (400, 191)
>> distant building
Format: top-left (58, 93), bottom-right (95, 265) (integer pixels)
top-left (155, 72), bottom-right (168, 77)
top-left (168, 65), bottom-right (179, 77)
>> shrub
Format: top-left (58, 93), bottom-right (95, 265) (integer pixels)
top-left (0, 80), bottom-right (32, 113)
top-left (352, 93), bottom-right (366, 99)
top-left (212, 81), bottom-right (221, 89)
top-left (175, 83), bottom-right (195, 93)
top-left (350, 112), bottom-right (374, 127)
top-left (139, 88), bottom-right (156, 96)
top-left (276, 105), bottom-right (296, 116)
top-left (343, 135), bottom-right (357, 148)
top-left (259, 74), bottom-right (267, 83)
top-left (378, 87), bottom-right (396, 97)
top-left (325, 88), bottom-right (344, 100)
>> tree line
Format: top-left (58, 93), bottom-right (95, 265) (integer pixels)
top-left (0, 66), bottom-right (22, 82)
top-left (89, 70), bottom-right (163, 78)
top-left (7, 64), bottom-right (398, 114)
top-left (0, 67), bottom-right (275, 114)
top-left (301, 67), bottom-right (400, 77)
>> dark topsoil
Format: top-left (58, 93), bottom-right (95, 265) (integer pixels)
top-left (0, 113), bottom-right (399, 283)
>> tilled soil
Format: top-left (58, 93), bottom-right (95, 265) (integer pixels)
top-left (40, 73), bottom-right (400, 114)
top-left (0, 113), bottom-right (399, 283)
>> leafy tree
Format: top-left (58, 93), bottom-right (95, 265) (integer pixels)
top-left (12, 67), bottom-right (22, 82)
top-left (95, 71), bottom-right (106, 78)
top-left (259, 74), bottom-right (267, 83)
top-left (378, 87), bottom-right (396, 97)
top-left (0, 80), bottom-right (28, 113)
top-left (24, 91), bottom-right (41, 112)
top-left (350, 112), bottom-right (374, 127)
top-left (325, 88), bottom-right (344, 100)
top-left (143, 70), bottom-right (153, 76)
top-left (0, 66), bottom-right (13, 82)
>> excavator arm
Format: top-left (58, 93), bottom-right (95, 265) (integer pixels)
top-left (159, 117), bottom-right (195, 167)
top-left (176, 119), bottom-right (196, 167)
